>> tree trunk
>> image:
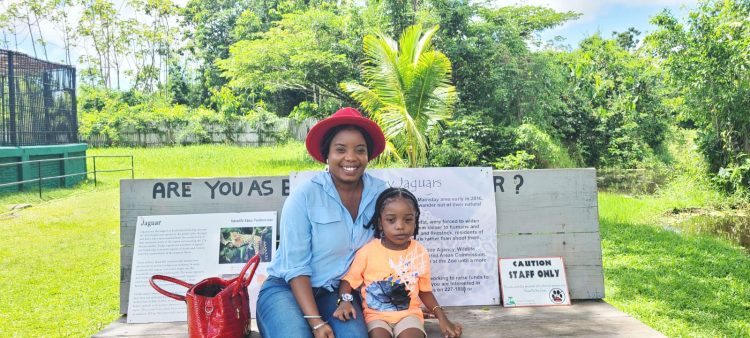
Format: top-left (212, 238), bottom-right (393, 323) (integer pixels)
top-left (34, 14), bottom-right (48, 61)
top-left (1, 31), bottom-right (8, 49)
top-left (25, 13), bottom-right (37, 58)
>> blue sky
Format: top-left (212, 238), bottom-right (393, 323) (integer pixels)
top-left (493, 0), bottom-right (699, 48)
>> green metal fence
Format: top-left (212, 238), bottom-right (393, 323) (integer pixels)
top-left (0, 155), bottom-right (133, 197)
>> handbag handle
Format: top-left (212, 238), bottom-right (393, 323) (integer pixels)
top-left (239, 254), bottom-right (261, 290)
top-left (150, 275), bottom-right (193, 301)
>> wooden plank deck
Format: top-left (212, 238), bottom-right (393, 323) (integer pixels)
top-left (94, 300), bottom-right (664, 338)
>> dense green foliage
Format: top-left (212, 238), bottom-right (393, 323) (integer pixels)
top-left (77, 86), bottom-right (290, 146)
top-left (553, 34), bottom-right (670, 168)
top-left (4, 0), bottom-right (750, 196)
top-left (649, 0), bottom-right (750, 197)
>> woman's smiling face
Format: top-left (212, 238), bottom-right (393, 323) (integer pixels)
top-left (327, 128), bottom-right (369, 186)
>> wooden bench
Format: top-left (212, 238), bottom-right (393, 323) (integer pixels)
top-left (96, 169), bottom-right (640, 336)
top-left (95, 300), bottom-right (665, 337)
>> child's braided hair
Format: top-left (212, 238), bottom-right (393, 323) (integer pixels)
top-left (365, 187), bottom-right (420, 239)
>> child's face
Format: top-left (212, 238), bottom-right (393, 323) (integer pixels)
top-left (379, 197), bottom-right (416, 250)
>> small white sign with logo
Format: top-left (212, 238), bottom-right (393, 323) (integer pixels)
top-left (499, 257), bottom-right (570, 307)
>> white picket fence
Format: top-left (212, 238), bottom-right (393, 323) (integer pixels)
top-left (85, 117), bottom-right (317, 147)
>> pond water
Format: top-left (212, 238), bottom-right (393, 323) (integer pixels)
top-left (675, 213), bottom-right (750, 252)
top-left (597, 169), bottom-right (667, 195)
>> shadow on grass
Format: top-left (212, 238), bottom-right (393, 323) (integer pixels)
top-left (601, 217), bottom-right (750, 336)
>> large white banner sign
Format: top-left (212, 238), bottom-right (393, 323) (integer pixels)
top-left (127, 212), bottom-right (276, 323)
top-left (292, 167), bottom-right (500, 306)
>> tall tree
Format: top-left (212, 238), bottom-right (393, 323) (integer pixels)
top-left (555, 34), bottom-right (669, 167)
top-left (612, 27), bottom-right (641, 51)
top-left (78, 0), bottom-right (121, 89)
top-left (219, 7), bottom-right (361, 107)
top-left (0, 10), bottom-right (16, 50)
top-left (649, 0), bottom-right (750, 180)
top-left (51, 0), bottom-right (77, 65)
top-left (6, 0), bottom-right (51, 59)
top-left (422, 3), bottom-right (579, 124)
top-left (342, 24), bottom-right (457, 167)
top-left (181, 0), bottom-right (252, 105)
top-left (129, 0), bottom-right (179, 94)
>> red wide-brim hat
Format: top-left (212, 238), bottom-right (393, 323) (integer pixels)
top-left (305, 107), bottom-right (386, 163)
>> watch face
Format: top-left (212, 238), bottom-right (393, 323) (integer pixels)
top-left (342, 293), bottom-right (354, 302)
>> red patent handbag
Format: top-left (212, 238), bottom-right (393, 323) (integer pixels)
top-left (150, 254), bottom-right (260, 338)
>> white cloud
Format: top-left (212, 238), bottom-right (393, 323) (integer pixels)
top-left (492, 0), bottom-right (698, 23)
top-left (490, 0), bottom-right (699, 38)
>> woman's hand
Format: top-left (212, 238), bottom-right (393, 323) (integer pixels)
top-left (439, 319), bottom-right (463, 338)
top-left (332, 301), bottom-right (356, 321)
top-left (312, 322), bottom-right (335, 338)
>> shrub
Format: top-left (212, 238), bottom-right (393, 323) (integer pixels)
top-left (714, 159), bottom-right (750, 199)
top-left (246, 105), bottom-right (290, 145)
top-left (493, 151), bottom-right (537, 170)
top-left (516, 123), bottom-right (578, 168)
top-left (428, 115), bottom-right (517, 167)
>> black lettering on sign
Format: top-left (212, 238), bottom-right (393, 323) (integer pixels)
top-left (219, 182), bottom-right (231, 196)
top-left (232, 182), bottom-right (243, 196)
top-left (167, 182), bottom-right (179, 197)
top-left (249, 180), bottom-right (263, 196)
top-left (152, 181), bottom-right (192, 199)
top-left (215, 181), bottom-right (242, 196)
top-left (261, 180), bottom-right (273, 196)
top-left (152, 182), bottom-right (165, 199)
top-left (282, 179), bottom-right (290, 196)
top-left (536, 269), bottom-right (560, 278)
top-left (205, 180), bottom-right (221, 199)
top-left (513, 174), bottom-right (524, 194)
top-left (494, 176), bottom-right (504, 193)
top-left (182, 182), bottom-right (192, 197)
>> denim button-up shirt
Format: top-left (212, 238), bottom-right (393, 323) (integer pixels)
top-left (267, 171), bottom-right (387, 290)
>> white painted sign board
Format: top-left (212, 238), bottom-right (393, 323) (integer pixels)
top-left (293, 167), bottom-right (500, 306)
top-left (499, 257), bottom-right (570, 307)
top-left (118, 169), bottom-right (603, 315)
top-left (126, 212), bottom-right (276, 323)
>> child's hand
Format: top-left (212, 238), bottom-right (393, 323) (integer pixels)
top-left (332, 301), bottom-right (357, 321)
top-left (439, 319), bottom-right (463, 338)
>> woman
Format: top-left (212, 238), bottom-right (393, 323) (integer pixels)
top-left (257, 107), bottom-right (388, 338)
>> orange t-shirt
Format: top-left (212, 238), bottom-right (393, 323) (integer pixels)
top-left (343, 239), bottom-right (432, 324)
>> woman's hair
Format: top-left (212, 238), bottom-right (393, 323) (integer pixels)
top-left (320, 125), bottom-right (374, 161)
top-left (365, 187), bottom-right (420, 239)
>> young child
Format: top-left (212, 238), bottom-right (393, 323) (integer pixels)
top-left (333, 187), bottom-right (462, 338)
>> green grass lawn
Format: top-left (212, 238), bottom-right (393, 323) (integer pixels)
top-left (0, 143), bottom-right (322, 337)
top-left (1, 143), bottom-right (749, 337)
top-left (600, 193), bottom-right (750, 337)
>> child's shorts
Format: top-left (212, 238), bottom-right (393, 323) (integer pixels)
top-left (366, 315), bottom-right (426, 337)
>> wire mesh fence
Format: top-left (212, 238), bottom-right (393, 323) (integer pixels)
top-left (0, 49), bottom-right (77, 146)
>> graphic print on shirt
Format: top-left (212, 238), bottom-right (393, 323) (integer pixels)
top-left (365, 247), bottom-right (428, 312)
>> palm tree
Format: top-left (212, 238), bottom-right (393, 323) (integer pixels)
top-left (341, 24), bottom-right (457, 167)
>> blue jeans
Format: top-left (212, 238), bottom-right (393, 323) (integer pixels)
top-left (257, 276), bottom-right (368, 338)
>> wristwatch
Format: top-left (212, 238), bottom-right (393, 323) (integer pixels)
top-left (337, 293), bottom-right (354, 305)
